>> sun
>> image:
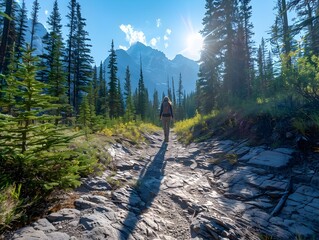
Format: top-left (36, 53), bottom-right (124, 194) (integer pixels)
top-left (185, 32), bottom-right (203, 60)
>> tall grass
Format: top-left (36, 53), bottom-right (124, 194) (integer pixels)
top-left (0, 184), bottom-right (23, 231)
top-left (99, 121), bottom-right (160, 144)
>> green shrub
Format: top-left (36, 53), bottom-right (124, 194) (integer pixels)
top-left (0, 184), bottom-right (23, 231)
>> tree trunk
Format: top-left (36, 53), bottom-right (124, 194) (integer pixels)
top-left (0, 0), bottom-right (13, 74)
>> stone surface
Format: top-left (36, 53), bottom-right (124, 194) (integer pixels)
top-left (6, 132), bottom-right (319, 240)
top-left (248, 150), bottom-right (293, 169)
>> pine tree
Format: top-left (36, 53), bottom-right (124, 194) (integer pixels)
top-left (137, 58), bottom-right (146, 119)
top-left (124, 66), bottom-right (134, 121)
top-left (238, 0), bottom-right (254, 99)
top-left (197, 0), bottom-right (222, 113)
top-left (92, 65), bottom-right (99, 113)
top-left (152, 89), bottom-right (159, 123)
top-left (78, 84), bottom-right (96, 137)
top-left (107, 40), bottom-right (119, 118)
top-left (97, 61), bottom-right (108, 117)
top-left (43, 0), bottom-right (68, 124)
top-left (0, 0), bottom-right (14, 74)
top-left (0, 47), bottom-right (91, 194)
top-left (167, 76), bottom-right (172, 100)
top-left (117, 78), bottom-right (125, 117)
top-left (66, 0), bottom-right (77, 107)
top-left (171, 77), bottom-right (176, 106)
top-left (15, 0), bottom-right (28, 60)
top-left (72, 2), bottom-right (93, 113)
top-left (30, 0), bottom-right (40, 50)
top-left (222, 0), bottom-right (240, 101)
top-left (177, 73), bottom-right (184, 120)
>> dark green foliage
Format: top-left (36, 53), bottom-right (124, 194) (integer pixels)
top-left (124, 66), bottom-right (135, 121)
top-left (136, 59), bottom-right (147, 120)
top-left (15, 0), bottom-right (28, 60)
top-left (0, 47), bottom-right (96, 196)
top-left (72, 3), bottom-right (94, 112)
top-left (42, 0), bottom-right (68, 123)
top-left (108, 40), bottom-right (120, 118)
top-left (30, 0), bottom-right (40, 49)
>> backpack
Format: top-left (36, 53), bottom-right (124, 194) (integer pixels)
top-left (162, 101), bottom-right (171, 116)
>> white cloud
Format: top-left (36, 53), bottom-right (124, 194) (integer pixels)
top-left (150, 37), bottom-right (160, 47)
top-left (164, 29), bottom-right (171, 42)
top-left (119, 24), bottom-right (147, 46)
top-left (119, 45), bottom-right (128, 51)
top-left (164, 43), bottom-right (169, 48)
top-left (156, 19), bottom-right (161, 28)
top-left (45, 10), bottom-right (49, 15)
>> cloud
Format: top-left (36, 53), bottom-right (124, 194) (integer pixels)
top-left (150, 37), bottom-right (160, 47)
top-left (119, 45), bottom-right (128, 51)
top-left (119, 24), bottom-right (146, 46)
top-left (45, 10), bottom-right (49, 15)
top-left (164, 43), bottom-right (169, 49)
top-left (156, 18), bottom-right (161, 28)
top-left (164, 28), bottom-right (172, 42)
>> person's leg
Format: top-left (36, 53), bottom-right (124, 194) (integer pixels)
top-left (162, 118), bottom-right (167, 141)
top-left (165, 118), bottom-right (171, 141)
top-left (162, 117), bottom-right (170, 142)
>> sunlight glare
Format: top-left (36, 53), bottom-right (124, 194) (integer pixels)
top-left (186, 32), bottom-right (203, 60)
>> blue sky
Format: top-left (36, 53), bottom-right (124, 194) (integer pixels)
top-left (21, 0), bottom-right (276, 65)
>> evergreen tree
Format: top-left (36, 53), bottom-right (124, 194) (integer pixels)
top-left (222, 0), bottom-right (240, 101)
top-left (107, 40), bottom-right (119, 118)
top-left (136, 58), bottom-right (146, 119)
top-left (0, 0), bottom-right (14, 74)
top-left (72, 3), bottom-right (93, 113)
top-left (117, 78), bottom-right (125, 116)
top-left (30, 0), bottom-right (40, 50)
top-left (15, 0), bottom-right (28, 60)
top-left (152, 89), bottom-right (160, 123)
top-left (97, 61), bottom-right (108, 116)
top-left (177, 73), bottom-right (184, 120)
top-left (0, 47), bottom-right (92, 194)
top-left (78, 84), bottom-right (96, 137)
top-left (171, 77), bottom-right (176, 106)
top-left (238, 0), bottom-right (254, 98)
top-left (43, 0), bottom-right (68, 123)
top-left (124, 66), bottom-right (134, 121)
top-left (92, 65), bottom-right (99, 113)
top-left (66, 0), bottom-right (77, 107)
top-left (197, 0), bottom-right (222, 113)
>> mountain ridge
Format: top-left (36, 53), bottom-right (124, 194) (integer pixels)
top-left (103, 41), bottom-right (199, 97)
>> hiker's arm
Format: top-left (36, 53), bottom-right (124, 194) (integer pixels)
top-left (159, 104), bottom-right (163, 118)
top-left (170, 105), bottom-right (173, 118)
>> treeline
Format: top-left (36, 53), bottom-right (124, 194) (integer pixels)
top-left (0, 0), bottom-right (195, 128)
top-left (0, 0), bottom-right (195, 228)
top-left (197, 0), bottom-right (319, 116)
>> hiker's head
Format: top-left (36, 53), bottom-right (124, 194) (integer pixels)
top-left (163, 96), bottom-right (171, 103)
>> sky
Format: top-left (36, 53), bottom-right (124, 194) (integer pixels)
top-left (20, 0), bottom-right (277, 65)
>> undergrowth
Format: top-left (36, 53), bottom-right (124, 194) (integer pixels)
top-left (99, 121), bottom-right (160, 144)
top-left (174, 98), bottom-right (319, 147)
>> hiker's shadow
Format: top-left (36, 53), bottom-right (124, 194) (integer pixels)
top-left (120, 142), bottom-right (168, 239)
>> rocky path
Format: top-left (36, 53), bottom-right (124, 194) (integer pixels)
top-left (7, 132), bottom-right (319, 239)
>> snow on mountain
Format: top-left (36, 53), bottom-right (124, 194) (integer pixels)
top-left (103, 42), bottom-right (199, 97)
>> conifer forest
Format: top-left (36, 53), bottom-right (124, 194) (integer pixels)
top-left (1, 0), bottom-right (319, 234)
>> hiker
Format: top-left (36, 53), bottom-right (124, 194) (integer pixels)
top-left (159, 96), bottom-right (173, 142)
